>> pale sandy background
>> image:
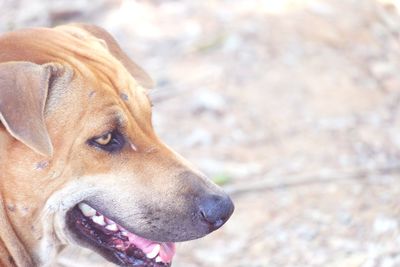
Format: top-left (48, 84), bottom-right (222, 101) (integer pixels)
top-left (1, 0), bottom-right (400, 266)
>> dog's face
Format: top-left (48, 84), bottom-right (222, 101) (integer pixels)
top-left (0, 25), bottom-right (233, 266)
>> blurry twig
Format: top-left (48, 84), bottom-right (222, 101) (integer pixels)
top-left (225, 164), bottom-right (400, 196)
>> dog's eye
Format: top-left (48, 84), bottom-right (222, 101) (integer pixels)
top-left (95, 133), bottom-right (112, 145)
top-left (88, 130), bottom-right (125, 153)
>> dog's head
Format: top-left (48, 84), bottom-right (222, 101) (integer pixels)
top-left (0, 24), bottom-right (233, 266)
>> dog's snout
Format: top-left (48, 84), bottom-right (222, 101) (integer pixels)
top-left (198, 193), bottom-right (234, 231)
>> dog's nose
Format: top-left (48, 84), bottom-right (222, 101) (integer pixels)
top-left (198, 193), bottom-right (234, 231)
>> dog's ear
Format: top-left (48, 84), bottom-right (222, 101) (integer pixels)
top-left (0, 62), bottom-right (65, 156)
top-left (70, 23), bottom-right (154, 89)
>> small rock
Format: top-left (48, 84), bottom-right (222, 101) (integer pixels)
top-left (369, 61), bottom-right (395, 79)
top-left (190, 90), bottom-right (227, 115)
top-left (307, 2), bottom-right (335, 16)
top-left (296, 225), bottom-right (318, 241)
top-left (223, 34), bottom-right (242, 52)
top-left (328, 254), bottom-right (367, 267)
top-left (381, 256), bottom-right (398, 267)
top-left (184, 128), bottom-right (213, 147)
top-left (337, 212), bottom-right (352, 225)
top-left (195, 159), bottom-right (224, 177)
top-left (373, 216), bottom-right (398, 235)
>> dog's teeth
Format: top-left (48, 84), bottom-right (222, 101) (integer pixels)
top-left (146, 244), bottom-right (160, 259)
top-left (105, 223), bottom-right (118, 231)
top-left (92, 215), bottom-right (106, 226)
top-left (105, 217), bottom-right (115, 224)
top-left (78, 203), bottom-right (96, 217)
top-left (155, 256), bottom-right (162, 263)
top-left (121, 230), bottom-right (128, 236)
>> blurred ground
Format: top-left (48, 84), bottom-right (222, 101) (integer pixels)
top-left (1, 0), bottom-right (400, 266)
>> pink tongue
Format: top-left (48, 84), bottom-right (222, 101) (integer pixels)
top-left (127, 233), bottom-right (153, 249)
top-left (159, 243), bottom-right (176, 263)
top-left (126, 233), bottom-right (176, 263)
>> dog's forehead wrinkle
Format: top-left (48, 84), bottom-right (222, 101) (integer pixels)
top-left (45, 65), bottom-right (74, 114)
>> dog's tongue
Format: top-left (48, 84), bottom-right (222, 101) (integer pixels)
top-left (127, 232), bottom-right (176, 263)
top-left (159, 243), bottom-right (176, 263)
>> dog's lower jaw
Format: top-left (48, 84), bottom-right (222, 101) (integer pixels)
top-left (33, 189), bottom-right (89, 266)
top-left (35, 211), bottom-right (92, 267)
top-left (34, 212), bottom-right (69, 266)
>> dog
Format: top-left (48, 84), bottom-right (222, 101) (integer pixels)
top-left (0, 24), bottom-right (234, 267)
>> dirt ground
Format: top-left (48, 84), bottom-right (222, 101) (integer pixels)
top-left (1, 0), bottom-right (400, 266)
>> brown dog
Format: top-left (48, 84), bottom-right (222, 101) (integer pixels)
top-left (0, 24), bottom-right (234, 267)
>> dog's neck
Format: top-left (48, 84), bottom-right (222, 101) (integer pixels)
top-left (0, 128), bottom-right (65, 266)
top-left (0, 129), bottom-right (31, 266)
top-left (0, 195), bottom-right (34, 267)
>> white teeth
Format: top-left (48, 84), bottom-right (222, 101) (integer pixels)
top-left (78, 203), bottom-right (96, 217)
top-left (92, 215), bottom-right (106, 226)
top-left (155, 256), bottom-right (162, 263)
top-left (121, 230), bottom-right (128, 236)
top-left (105, 217), bottom-right (115, 224)
top-left (105, 223), bottom-right (118, 231)
top-left (146, 244), bottom-right (160, 259)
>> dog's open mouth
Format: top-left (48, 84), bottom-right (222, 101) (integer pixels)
top-left (66, 203), bottom-right (175, 266)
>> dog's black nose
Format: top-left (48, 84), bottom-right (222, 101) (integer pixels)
top-left (198, 193), bottom-right (234, 231)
